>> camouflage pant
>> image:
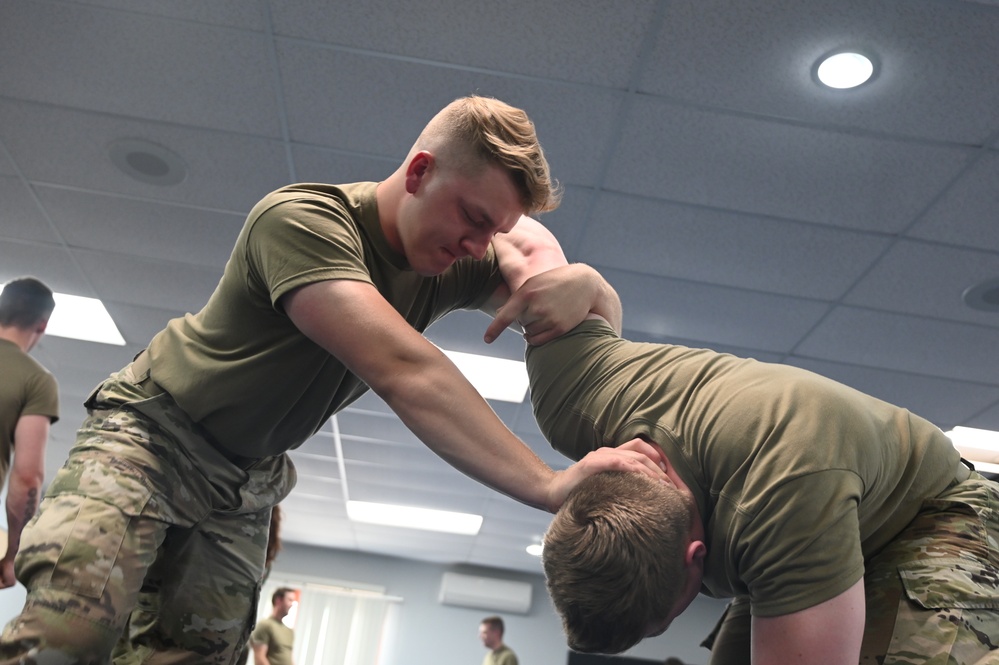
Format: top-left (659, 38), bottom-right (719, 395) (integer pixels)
top-left (0, 360), bottom-right (297, 664)
top-left (705, 473), bottom-right (999, 665)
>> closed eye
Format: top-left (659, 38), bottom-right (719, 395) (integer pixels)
top-left (462, 208), bottom-right (487, 229)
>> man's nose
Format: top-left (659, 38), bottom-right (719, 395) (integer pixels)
top-left (461, 234), bottom-right (491, 260)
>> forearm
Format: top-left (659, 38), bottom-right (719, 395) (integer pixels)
top-left (3, 477), bottom-right (41, 562)
top-left (373, 350), bottom-right (556, 511)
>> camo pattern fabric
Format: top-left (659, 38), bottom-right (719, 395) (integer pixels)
top-left (861, 472), bottom-right (999, 665)
top-left (703, 474), bottom-right (999, 665)
top-left (0, 359), bottom-right (297, 664)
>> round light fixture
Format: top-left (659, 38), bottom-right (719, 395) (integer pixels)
top-left (815, 51), bottom-right (875, 89)
top-left (109, 138), bottom-right (187, 186)
top-left (526, 543), bottom-right (543, 556)
top-left (962, 277), bottom-right (999, 313)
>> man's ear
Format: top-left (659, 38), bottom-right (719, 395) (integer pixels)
top-left (685, 540), bottom-right (707, 566)
top-left (405, 151), bottom-right (434, 194)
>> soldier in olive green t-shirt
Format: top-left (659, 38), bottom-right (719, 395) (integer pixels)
top-left (0, 277), bottom-right (57, 592)
top-left (0, 97), bottom-right (666, 664)
top-left (533, 318), bottom-right (999, 665)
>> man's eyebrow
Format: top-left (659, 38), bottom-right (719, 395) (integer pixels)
top-left (460, 198), bottom-right (496, 228)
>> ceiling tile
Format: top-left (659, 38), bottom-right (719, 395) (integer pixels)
top-left (605, 267), bottom-right (831, 353)
top-left (797, 306), bottom-right (999, 384)
top-left (642, 0), bottom-right (999, 143)
top-left (908, 151), bottom-right (999, 253)
top-left (0, 0), bottom-right (281, 135)
top-left (276, 42), bottom-right (622, 187)
top-left (844, 239), bottom-right (999, 327)
top-left (0, 177), bottom-right (62, 244)
top-left (605, 97), bottom-right (974, 232)
top-left (273, 0), bottom-right (657, 88)
top-left (579, 191), bottom-right (892, 299)
top-left (0, 101), bottom-right (292, 212)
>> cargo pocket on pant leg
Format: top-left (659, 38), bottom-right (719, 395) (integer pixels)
top-left (16, 492), bottom-right (152, 642)
top-left (884, 558), bottom-right (999, 664)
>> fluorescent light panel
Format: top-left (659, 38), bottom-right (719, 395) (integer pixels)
top-left (440, 348), bottom-right (528, 403)
top-left (945, 426), bottom-right (999, 466)
top-left (46, 293), bottom-right (126, 345)
top-left (346, 500), bottom-right (482, 535)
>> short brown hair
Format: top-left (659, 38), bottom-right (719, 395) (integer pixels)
top-left (543, 472), bottom-right (694, 654)
top-left (415, 95), bottom-right (561, 214)
top-left (480, 615), bottom-right (504, 635)
top-left (272, 587), bottom-right (296, 606)
top-left (0, 277), bottom-right (55, 329)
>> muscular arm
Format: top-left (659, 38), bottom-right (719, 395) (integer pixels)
top-left (283, 280), bottom-right (663, 512)
top-left (483, 216), bottom-right (622, 344)
top-left (751, 578), bottom-right (865, 665)
top-left (0, 414), bottom-right (48, 588)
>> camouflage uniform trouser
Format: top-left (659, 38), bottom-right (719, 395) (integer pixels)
top-left (0, 357), bottom-right (297, 664)
top-left (704, 472), bottom-right (999, 664)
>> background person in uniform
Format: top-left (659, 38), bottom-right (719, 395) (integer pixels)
top-left (0, 277), bottom-right (57, 591)
top-left (0, 95), bottom-right (665, 663)
top-left (251, 587), bottom-right (297, 665)
top-left (479, 616), bottom-right (517, 665)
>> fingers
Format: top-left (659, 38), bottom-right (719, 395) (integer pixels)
top-left (546, 446), bottom-right (669, 512)
top-left (583, 446), bottom-right (668, 480)
top-left (483, 312), bottom-right (511, 344)
top-left (616, 437), bottom-right (669, 471)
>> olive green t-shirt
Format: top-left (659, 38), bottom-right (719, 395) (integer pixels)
top-left (250, 617), bottom-right (295, 665)
top-left (0, 338), bottom-right (59, 484)
top-left (147, 182), bottom-right (502, 457)
top-left (527, 320), bottom-right (960, 617)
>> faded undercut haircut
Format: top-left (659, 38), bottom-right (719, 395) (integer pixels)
top-left (0, 276), bottom-right (55, 329)
top-left (543, 471), bottom-right (694, 654)
top-left (416, 95), bottom-right (562, 214)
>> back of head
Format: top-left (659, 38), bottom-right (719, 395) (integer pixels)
top-left (0, 277), bottom-right (55, 329)
top-left (414, 95), bottom-right (561, 214)
top-left (543, 471), bottom-right (694, 654)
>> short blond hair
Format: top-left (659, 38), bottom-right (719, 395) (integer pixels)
top-left (543, 471), bottom-right (695, 654)
top-left (415, 95), bottom-right (561, 214)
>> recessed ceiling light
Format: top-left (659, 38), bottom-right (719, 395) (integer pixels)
top-left (962, 277), bottom-right (999, 313)
top-left (109, 138), bottom-right (187, 186)
top-left (526, 543), bottom-right (543, 557)
top-left (814, 51), bottom-right (875, 89)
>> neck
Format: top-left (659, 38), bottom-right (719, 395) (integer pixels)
top-left (375, 173), bottom-right (404, 254)
top-left (0, 326), bottom-right (35, 353)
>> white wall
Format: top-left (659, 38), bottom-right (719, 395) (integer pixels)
top-left (0, 541), bottom-right (730, 665)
